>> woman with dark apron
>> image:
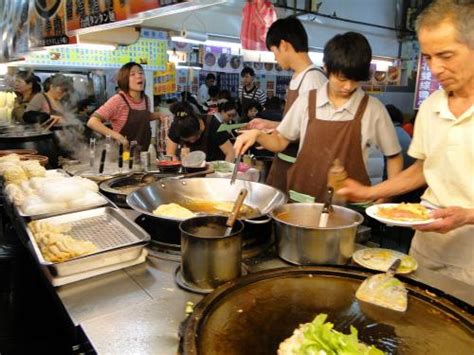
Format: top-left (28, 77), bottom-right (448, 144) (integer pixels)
top-left (166, 102), bottom-right (235, 162)
top-left (87, 62), bottom-right (163, 151)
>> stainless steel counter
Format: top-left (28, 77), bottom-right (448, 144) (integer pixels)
top-left (43, 210), bottom-right (474, 354)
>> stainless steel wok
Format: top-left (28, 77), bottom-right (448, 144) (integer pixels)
top-left (126, 177), bottom-right (287, 224)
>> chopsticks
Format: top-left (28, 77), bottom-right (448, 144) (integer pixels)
top-left (230, 153), bottom-right (241, 185)
top-left (40, 115), bottom-right (61, 131)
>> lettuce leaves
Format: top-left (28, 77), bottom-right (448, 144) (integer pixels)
top-left (295, 314), bottom-right (384, 355)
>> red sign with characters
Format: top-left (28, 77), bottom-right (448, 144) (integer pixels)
top-left (414, 54), bottom-right (442, 109)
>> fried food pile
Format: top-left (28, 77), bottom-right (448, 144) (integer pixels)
top-left (0, 154), bottom-right (46, 184)
top-left (153, 203), bottom-right (196, 219)
top-left (376, 203), bottom-right (430, 221)
top-left (29, 221), bottom-right (97, 263)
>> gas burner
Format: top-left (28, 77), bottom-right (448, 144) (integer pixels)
top-left (146, 240), bottom-right (180, 261)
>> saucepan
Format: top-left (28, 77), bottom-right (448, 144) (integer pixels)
top-left (271, 203), bottom-right (364, 265)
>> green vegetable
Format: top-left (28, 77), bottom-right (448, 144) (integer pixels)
top-left (295, 314), bottom-right (384, 355)
top-left (212, 161), bottom-right (233, 173)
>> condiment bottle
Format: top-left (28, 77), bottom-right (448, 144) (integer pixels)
top-left (180, 147), bottom-right (190, 161)
top-left (327, 159), bottom-right (347, 204)
top-left (147, 137), bottom-right (157, 168)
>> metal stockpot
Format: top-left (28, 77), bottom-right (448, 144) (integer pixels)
top-left (271, 203), bottom-right (364, 265)
top-left (180, 216), bottom-right (244, 290)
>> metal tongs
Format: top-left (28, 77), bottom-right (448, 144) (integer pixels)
top-left (230, 153), bottom-right (241, 185)
top-left (89, 137), bottom-right (96, 168)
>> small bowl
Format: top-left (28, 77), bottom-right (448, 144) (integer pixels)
top-left (157, 160), bottom-right (181, 173)
top-left (21, 154), bottom-right (49, 166)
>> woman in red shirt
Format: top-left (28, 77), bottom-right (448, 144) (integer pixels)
top-left (87, 62), bottom-right (163, 150)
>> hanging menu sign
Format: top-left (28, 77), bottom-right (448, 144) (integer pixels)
top-left (65, 0), bottom-right (129, 32)
top-left (414, 54), bottom-right (442, 109)
top-left (29, 0), bottom-right (77, 48)
top-left (25, 37), bottom-right (167, 71)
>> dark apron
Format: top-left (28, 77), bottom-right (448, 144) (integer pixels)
top-left (287, 89), bottom-right (370, 202)
top-left (118, 93), bottom-right (152, 151)
top-left (266, 68), bottom-right (323, 192)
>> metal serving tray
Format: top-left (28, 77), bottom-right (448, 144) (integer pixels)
top-left (26, 207), bottom-right (150, 277)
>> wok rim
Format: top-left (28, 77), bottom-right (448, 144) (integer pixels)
top-left (126, 177), bottom-right (287, 222)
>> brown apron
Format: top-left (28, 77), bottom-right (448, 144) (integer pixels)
top-left (266, 68), bottom-right (323, 192)
top-left (287, 89), bottom-right (370, 202)
top-left (118, 93), bottom-right (152, 151)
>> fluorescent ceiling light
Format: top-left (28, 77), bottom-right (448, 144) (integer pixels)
top-left (29, 43), bottom-right (117, 52)
top-left (176, 64), bottom-right (202, 70)
top-left (242, 49), bottom-right (276, 63)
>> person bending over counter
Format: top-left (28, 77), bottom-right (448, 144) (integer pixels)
top-left (87, 62), bottom-right (163, 150)
top-left (166, 102), bottom-right (235, 162)
top-left (235, 32), bottom-right (403, 201)
top-left (24, 73), bottom-right (73, 126)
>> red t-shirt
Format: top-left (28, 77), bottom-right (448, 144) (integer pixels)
top-left (93, 91), bottom-right (147, 132)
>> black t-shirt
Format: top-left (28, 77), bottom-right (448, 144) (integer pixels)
top-left (168, 115), bottom-right (231, 161)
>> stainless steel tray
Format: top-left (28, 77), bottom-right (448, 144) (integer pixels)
top-left (26, 207), bottom-right (150, 277)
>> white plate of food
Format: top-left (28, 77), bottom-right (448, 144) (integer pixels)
top-left (365, 203), bottom-right (435, 227)
top-left (353, 248), bottom-right (418, 274)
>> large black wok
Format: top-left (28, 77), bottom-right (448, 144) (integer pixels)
top-left (182, 266), bottom-right (473, 355)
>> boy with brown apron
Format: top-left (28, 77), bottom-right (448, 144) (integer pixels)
top-left (247, 16), bottom-right (327, 193)
top-left (234, 32), bottom-right (403, 202)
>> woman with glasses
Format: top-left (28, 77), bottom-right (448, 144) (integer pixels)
top-left (24, 73), bottom-right (73, 126)
top-left (166, 102), bottom-right (235, 162)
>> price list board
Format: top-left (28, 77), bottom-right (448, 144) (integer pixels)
top-left (414, 54), bottom-right (442, 109)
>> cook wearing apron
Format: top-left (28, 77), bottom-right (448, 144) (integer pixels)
top-left (117, 93), bottom-right (152, 151)
top-left (266, 68), bottom-right (324, 193)
top-left (287, 89), bottom-right (371, 202)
